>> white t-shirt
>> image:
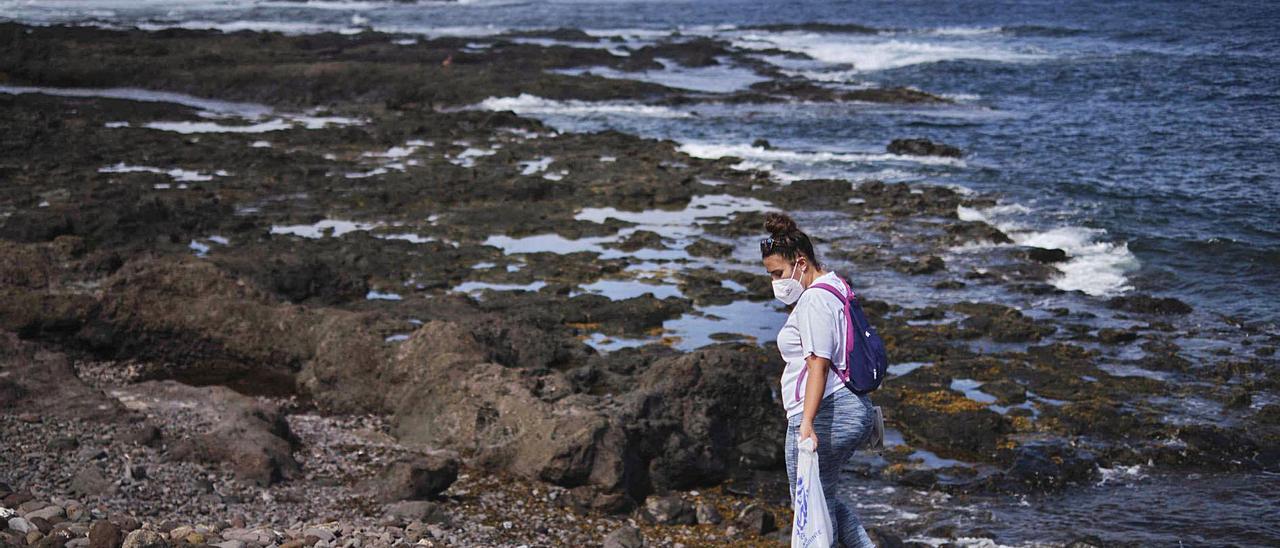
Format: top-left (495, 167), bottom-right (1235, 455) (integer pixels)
top-left (777, 271), bottom-right (849, 419)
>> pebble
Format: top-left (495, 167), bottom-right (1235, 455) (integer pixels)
top-left (8, 517), bottom-right (36, 534)
top-left (26, 504), bottom-right (66, 522)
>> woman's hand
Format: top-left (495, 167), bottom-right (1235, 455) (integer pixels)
top-left (800, 420), bottom-right (817, 449)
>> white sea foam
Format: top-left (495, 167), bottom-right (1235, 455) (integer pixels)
top-left (553, 58), bottom-right (768, 93)
top-left (731, 32), bottom-right (1049, 72)
top-left (955, 204), bottom-right (1139, 297)
top-left (919, 26), bottom-right (1006, 37)
top-left (254, 1), bottom-right (386, 11)
top-left (679, 142), bottom-right (967, 167)
top-left (1097, 464), bottom-right (1147, 485)
top-left (476, 94), bottom-right (690, 118)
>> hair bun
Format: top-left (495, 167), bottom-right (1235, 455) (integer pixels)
top-left (764, 212), bottom-right (798, 236)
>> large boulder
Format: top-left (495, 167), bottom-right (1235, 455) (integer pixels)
top-left (374, 452), bottom-right (460, 502)
top-left (389, 322), bottom-right (629, 495)
top-left (0, 331), bottom-right (126, 422)
top-left (389, 324), bottom-right (786, 507)
top-left (119, 381), bottom-right (300, 486)
top-left (624, 344), bottom-right (786, 493)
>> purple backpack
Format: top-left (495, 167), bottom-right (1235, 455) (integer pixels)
top-left (807, 275), bottom-right (889, 395)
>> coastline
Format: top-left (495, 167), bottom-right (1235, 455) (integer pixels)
top-left (1, 21), bottom-right (1277, 547)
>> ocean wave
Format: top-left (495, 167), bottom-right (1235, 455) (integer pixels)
top-left (732, 32), bottom-right (1051, 72)
top-left (956, 204), bottom-right (1140, 297)
top-left (915, 26), bottom-right (1005, 37)
top-left (475, 94), bottom-right (691, 117)
top-left (553, 60), bottom-right (768, 93)
top-left (679, 142), bottom-right (968, 167)
top-left (253, 1), bottom-right (388, 10)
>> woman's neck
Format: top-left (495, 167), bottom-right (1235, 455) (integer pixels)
top-left (804, 267), bottom-right (827, 287)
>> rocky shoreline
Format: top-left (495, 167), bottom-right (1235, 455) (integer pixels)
top-left (2, 21), bottom-right (1278, 547)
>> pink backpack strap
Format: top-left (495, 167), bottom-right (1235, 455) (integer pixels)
top-left (807, 280), bottom-right (855, 383)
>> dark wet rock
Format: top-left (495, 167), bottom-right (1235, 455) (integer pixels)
top-left (982, 379), bottom-right (1028, 404)
top-left (954, 302), bottom-right (1056, 342)
top-left (1166, 424), bottom-right (1264, 468)
top-left (1224, 386), bottom-right (1253, 409)
top-left (640, 495), bottom-right (694, 525)
top-left (374, 452), bottom-right (460, 502)
top-left (946, 221), bottom-right (1013, 245)
top-left (1024, 247), bottom-right (1069, 263)
top-left (606, 230), bottom-right (666, 252)
top-left (744, 22), bottom-right (879, 34)
top-left (232, 252), bottom-right (370, 305)
top-left (388, 322), bottom-right (628, 492)
top-left (933, 280), bottom-right (966, 290)
top-left (1097, 328), bottom-right (1139, 345)
top-left (751, 138), bottom-right (772, 149)
top-left (694, 501), bottom-right (723, 525)
top-left (879, 387), bottom-right (1009, 461)
top-left (1256, 404), bottom-right (1280, 426)
top-left (1, 24), bottom-right (673, 109)
top-left (632, 37), bottom-right (728, 68)
top-left (1106, 295), bottom-right (1193, 315)
top-left (139, 381), bottom-right (300, 486)
top-left (998, 440), bottom-right (1097, 490)
top-left (683, 239), bottom-right (734, 258)
top-left (769, 179), bottom-right (855, 210)
top-left (676, 267), bottom-right (739, 306)
top-left (392, 329), bottom-right (781, 506)
top-left (602, 525), bottom-right (645, 548)
top-left (895, 255), bottom-right (946, 275)
top-left (625, 345), bottom-right (785, 493)
top-left (883, 466), bottom-right (938, 488)
top-left (887, 138), bottom-right (963, 158)
top-left (1064, 535), bottom-right (1106, 548)
top-left (857, 180), bottom-right (964, 218)
top-left (866, 527), bottom-right (907, 548)
top-left (734, 504), bottom-right (776, 535)
top-left (88, 520), bottom-right (123, 548)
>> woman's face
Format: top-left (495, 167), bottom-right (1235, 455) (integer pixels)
top-left (763, 253), bottom-right (803, 281)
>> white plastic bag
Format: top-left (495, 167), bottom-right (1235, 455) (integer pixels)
top-left (791, 436), bottom-right (833, 548)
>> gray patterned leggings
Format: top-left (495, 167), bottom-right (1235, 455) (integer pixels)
top-left (786, 390), bottom-right (876, 548)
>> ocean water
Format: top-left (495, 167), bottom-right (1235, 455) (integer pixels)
top-left (9, 0), bottom-right (1273, 325)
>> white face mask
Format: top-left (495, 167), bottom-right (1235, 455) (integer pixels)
top-left (772, 260), bottom-right (805, 305)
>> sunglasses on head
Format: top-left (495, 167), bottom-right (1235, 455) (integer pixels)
top-left (760, 235), bottom-right (790, 255)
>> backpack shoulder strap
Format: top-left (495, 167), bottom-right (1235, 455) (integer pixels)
top-left (806, 281), bottom-right (855, 382)
top-left (807, 282), bottom-right (847, 305)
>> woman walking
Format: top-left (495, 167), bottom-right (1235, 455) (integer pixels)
top-left (762, 212), bottom-right (877, 548)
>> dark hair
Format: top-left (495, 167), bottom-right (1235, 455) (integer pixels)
top-left (761, 212), bottom-right (821, 269)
